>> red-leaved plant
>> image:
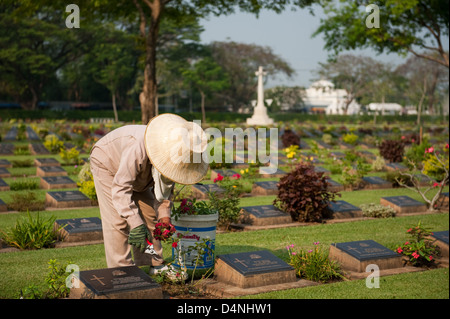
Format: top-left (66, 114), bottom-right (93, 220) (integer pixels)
top-left (274, 162), bottom-right (339, 222)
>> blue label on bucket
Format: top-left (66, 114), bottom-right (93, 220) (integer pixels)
top-left (172, 240), bottom-right (215, 270)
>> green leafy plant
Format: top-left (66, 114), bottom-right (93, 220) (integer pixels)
top-left (77, 162), bottom-right (97, 202)
top-left (59, 146), bottom-right (80, 165)
top-left (0, 212), bottom-right (65, 250)
top-left (172, 198), bottom-right (216, 221)
top-left (342, 132), bottom-right (358, 145)
top-left (371, 156), bottom-right (386, 172)
top-left (274, 162), bottom-right (338, 222)
top-left (360, 203), bottom-right (396, 218)
top-left (9, 178), bottom-right (39, 191)
top-left (13, 145), bottom-right (30, 156)
top-left (286, 242), bottom-right (345, 283)
top-left (11, 159), bottom-right (34, 167)
top-left (44, 134), bottom-right (64, 154)
top-left (396, 221), bottom-right (440, 267)
top-left (20, 259), bottom-right (74, 299)
top-left (7, 192), bottom-right (46, 212)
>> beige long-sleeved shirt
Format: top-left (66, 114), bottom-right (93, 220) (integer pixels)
top-left (91, 125), bottom-right (174, 229)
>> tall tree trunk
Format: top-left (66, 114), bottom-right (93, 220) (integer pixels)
top-left (112, 90), bottom-right (119, 123)
top-left (139, 0), bottom-right (163, 125)
top-left (200, 90), bottom-right (206, 124)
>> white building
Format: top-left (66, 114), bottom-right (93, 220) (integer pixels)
top-left (367, 103), bottom-right (403, 115)
top-left (303, 79), bottom-right (361, 115)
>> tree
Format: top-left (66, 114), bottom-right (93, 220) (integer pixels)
top-left (88, 25), bottom-right (139, 122)
top-left (316, 54), bottom-right (380, 114)
top-left (210, 41), bottom-right (294, 112)
top-left (182, 56), bottom-right (229, 124)
top-left (0, 5), bottom-right (95, 109)
top-left (265, 86), bottom-right (306, 112)
top-left (313, 0), bottom-right (449, 68)
top-left (396, 53), bottom-right (449, 124)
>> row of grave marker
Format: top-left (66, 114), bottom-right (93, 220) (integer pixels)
top-left (68, 230), bottom-right (449, 299)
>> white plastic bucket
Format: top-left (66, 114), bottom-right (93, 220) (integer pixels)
top-left (171, 213), bottom-right (218, 270)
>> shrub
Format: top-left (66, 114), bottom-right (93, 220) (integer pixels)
top-left (360, 203), bottom-right (396, 218)
top-left (11, 159), bottom-right (34, 168)
top-left (0, 212), bottom-right (64, 250)
top-left (396, 221), bottom-right (440, 267)
top-left (59, 147), bottom-right (80, 165)
top-left (274, 162), bottom-right (338, 222)
top-left (371, 156), bottom-right (386, 172)
top-left (209, 137), bottom-right (232, 169)
top-left (342, 133), bottom-right (358, 145)
top-left (286, 242), bottom-right (345, 283)
top-left (44, 134), bottom-right (64, 154)
top-left (9, 178), bottom-right (39, 191)
top-left (322, 133), bottom-right (333, 145)
top-left (379, 140), bottom-right (404, 162)
top-left (281, 129), bottom-right (300, 148)
top-left (209, 174), bottom-right (242, 230)
top-left (7, 192), bottom-right (45, 212)
top-left (20, 259), bottom-right (74, 299)
top-left (13, 145), bottom-right (30, 156)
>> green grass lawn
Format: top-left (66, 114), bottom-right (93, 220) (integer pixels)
top-left (0, 210), bottom-right (448, 299)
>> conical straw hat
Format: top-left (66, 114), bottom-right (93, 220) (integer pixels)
top-left (144, 114), bottom-right (209, 185)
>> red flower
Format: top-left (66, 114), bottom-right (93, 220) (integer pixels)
top-left (407, 228), bottom-right (412, 232)
top-left (429, 255), bottom-right (433, 261)
top-left (213, 173), bottom-right (224, 183)
top-left (397, 247), bottom-right (403, 253)
top-left (232, 173), bottom-right (241, 179)
top-left (172, 242), bottom-right (178, 248)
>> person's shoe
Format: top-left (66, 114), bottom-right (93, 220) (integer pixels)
top-left (149, 264), bottom-right (188, 281)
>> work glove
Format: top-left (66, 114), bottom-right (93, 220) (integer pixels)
top-left (128, 224), bottom-right (151, 253)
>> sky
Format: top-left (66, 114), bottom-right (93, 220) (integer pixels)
top-left (199, 6), bottom-right (448, 89)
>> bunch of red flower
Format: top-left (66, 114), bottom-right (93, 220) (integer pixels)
top-left (179, 198), bottom-right (195, 214)
top-left (153, 222), bottom-right (176, 242)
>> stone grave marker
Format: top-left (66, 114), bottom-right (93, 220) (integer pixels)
top-left (299, 140), bottom-right (310, 149)
top-left (359, 142), bottom-right (376, 149)
top-left (239, 205), bottom-right (292, 226)
top-left (338, 141), bottom-right (353, 150)
top-left (0, 159), bottom-right (12, 168)
top-left (362, 176), bottom-right (392, 190)
top-left (40, 176), bottom-right (77, 190)
top-left (431, 230), bottom-right (449, 258)
top-left (191, 183), bottom-right (225, 199)
top-left (46, 190), bottom-right (92, 208)
top-left (0, 198), bottom-right (7, 212)
top-left (358, 150), bottom-right (376, 163)
top-left (329, 240), bottom-right (402, 272)
top-left (329, 151), bottom-right (345, 161)
top-left (3, 127), bottom-right (18, 141)
top-left (437, 192), bottom-right (449, 210)
top-left (327, 179), bottom-right (344, 192)
top-left (385, 162), bottom-right (408, 172)
top-left (315, 140), bottom-right (332, 150)
top-left (215, 250), bottom-right (296, 289)
top-left (328, 201), bottom-right (363, 219)
top-left (29, 143), bottom-right (50, 155)
top-left (0, 144), bottom-right (14, 156)
top-left (314, 166), bottom-right (331, 176)
top-left (251, 181), bottom-right (278, 196)
top-left (25, 126), bottom-right (41, 141)
top-left (0, 167), bottom-right (11, 178)
top-left (36, 165), bottom-right (68, 177)
top-left (210, 169), bottom-right (238, 181)
top-left (0, 178), bottom-right (10, 191)
top-left (55, 217), bottom-right (103, 243)
top-left (380, 196), bottom-right (426, 214)
top-left (69, 266), bottom-right (163, 299)
top-left (258, 167), bottom-right (286, 178)
top-left (34, 157), bottom-right (61, 167)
